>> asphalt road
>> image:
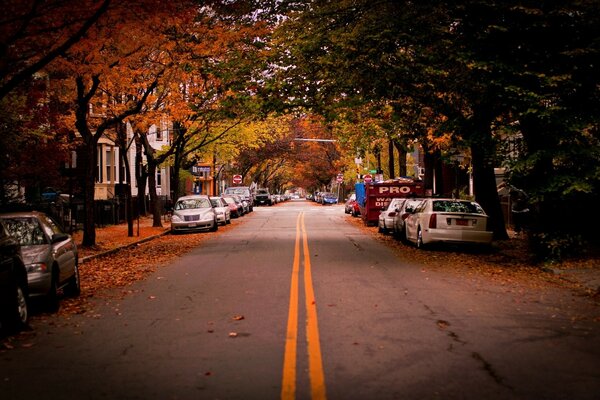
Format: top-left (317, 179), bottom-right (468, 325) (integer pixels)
top-left (1, 200), bottom-right (599, 400)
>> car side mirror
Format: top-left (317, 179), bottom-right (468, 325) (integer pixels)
top-left (51, 232), bottom-right (69, 244)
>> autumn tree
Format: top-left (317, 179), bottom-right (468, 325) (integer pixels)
top-left (0, 0), bottom-right (110, 100)
top-left (49, 1), bottom-right (195, 246)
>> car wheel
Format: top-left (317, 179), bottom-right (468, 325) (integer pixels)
top-left (210, 219), bottom-right (218, 232)
top-left (1, 280), bottom-right (29, 333)
top-left (226, 216), bottom-right (231, 224)
top-left (378, 224), bottom-right (385, 234)
top-left (64, 262), bottom-right (81, 297)
top-left (416, 227), bottom-right (425, 249)
top-left (46, 269), bottom-right (60, 313)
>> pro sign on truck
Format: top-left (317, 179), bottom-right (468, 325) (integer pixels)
top-left (355, 179), bottom-right (425, 225)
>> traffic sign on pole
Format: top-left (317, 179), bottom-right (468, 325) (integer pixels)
top-left (232, 174), bottom-right (243, 184)
top-left (363, 174), bottom-right (373, 183)
top-left (336, 174), bottom-right (343, 183)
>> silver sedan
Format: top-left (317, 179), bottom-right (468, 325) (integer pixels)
top-left (171, 195), bottom-right (218, 233)
top-left (0, 211), bottom-right (79, 311)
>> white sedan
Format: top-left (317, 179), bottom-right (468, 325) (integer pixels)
top-left (377, 198), bottom-right (406, 234)
top-left (404, 198), bottom-right (493, 248)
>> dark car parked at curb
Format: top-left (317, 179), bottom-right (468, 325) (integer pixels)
top-left (0, 220), bottom-right (28, 333)
top-left (0, 211), bottom-right (79, 313)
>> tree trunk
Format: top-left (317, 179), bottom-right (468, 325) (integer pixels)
top-left (470, 107), bottom-right (509, 240)
top-left (147, 161), bottom-right (163, 227)
top-left (116, 122), bottom-right (134, 237)
top-left (434, 150), bottom-right (444, 196)
top-left (82, 141), bottom-right (96, 246)
top-left (135, 135), bottom-right (148, 216)
top-left (387, 139), bottom-right (395, 179)
top-left (394, 140), bottom-right (407, 177)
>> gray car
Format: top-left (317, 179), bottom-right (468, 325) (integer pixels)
top-left (0, 211), bottom-right (79, 311)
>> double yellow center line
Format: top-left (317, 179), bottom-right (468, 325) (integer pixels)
top-left (281, 212), bottom-right (327, 400)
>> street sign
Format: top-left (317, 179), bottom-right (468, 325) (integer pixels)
top-left (336, 174), bottom-right (343, 183)
top-left (364, 174), bottom-right (373, 183)
top-left (232, 174), bottom-right (243, 184)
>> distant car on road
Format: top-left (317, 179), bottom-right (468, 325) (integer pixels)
top-left (255, 189), bottom-right (272, 206)
top-left (0, 211), bottom-right (79, 312)
top-left (344, 193), bottom-right (356, 214)
top-left (321, 192), bottom-right (338, 205)
top-left (0, 220), bottom-right (28, 332)
top-left (171, 195), bottom-right (218, 233)
top-left (404, 198), bottom-right (493, 248)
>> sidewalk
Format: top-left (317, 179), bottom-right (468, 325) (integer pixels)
top-left (72, 216), bottom-right (171, 261)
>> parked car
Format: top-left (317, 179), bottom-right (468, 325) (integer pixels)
top-left (210, 197), bottom-right (231, 225)
top-left (392, 198), bottom-right (425, 239)
top-left (377, 198), bottom-right (406, 234)
top-left (344, 193), bottom-right (356, 214)
top-left (222, 196), bottom-right (242, 218)
top-left (171, 195), bottom-right (218, 233)
top-left (351, 201), bottom-right (361, 217)
top-left (223, 186), bottom-right (254, 212)
top-left (0, 220), bottom-right (28, 332)
top-left (404, 198), bottom-right (493, 248)
top-left (0, 211), bottom-right (79, 312)
top-left (321, 192), bottom-right (338, 205)
top-left (255, 189), bottom-right (272, 206)
top-left (230, 195), bottom-right (248, 215)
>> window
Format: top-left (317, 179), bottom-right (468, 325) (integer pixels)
top-left (156, 126), bottom-right (163, 141)
top-left (106, 149), bottom-right (112, 182)
top-left (96, 145), bottom-right (103, 182)
top-left (156, 169), bottom-right (162, 187)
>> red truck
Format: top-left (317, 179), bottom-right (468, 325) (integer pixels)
top-left (355, 179), bottom-right (425, 225)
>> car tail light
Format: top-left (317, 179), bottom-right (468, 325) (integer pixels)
top-left (402, 213), bottom-right (410, 220)
top-left (389, 212), bottom-right (396, 217)
top-left (428, 213), bottom-right (437, 229)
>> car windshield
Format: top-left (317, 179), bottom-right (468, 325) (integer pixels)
top-left (222, 197), bottom-right (235, 205)
top-left (432, 200), bottom-right (485, 214)
top-left (210, 199), bottom-right (221, 207)
top-left (2, 217), bottom-right (48, 246)
top-left (175, 198), bottom-right (211, 210)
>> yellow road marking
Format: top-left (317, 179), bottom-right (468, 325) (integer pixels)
top-left (281, 212), bottom-right (327, 400)
top-left (301, 212), bottom-right (327, 400)
top-left (281, 213), bottom-right (301, 400)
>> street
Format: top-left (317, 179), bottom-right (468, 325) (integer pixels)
top-left (1, 200), bottom-right (599, 400)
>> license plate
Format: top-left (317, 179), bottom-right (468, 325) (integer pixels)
top-left (455, 219), bottom-right (468, 226)
top-left (188, 223), bottom-right (197, 227)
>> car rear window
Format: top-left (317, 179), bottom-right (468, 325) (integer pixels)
top-left (432, 200), bottom-right (485, 214)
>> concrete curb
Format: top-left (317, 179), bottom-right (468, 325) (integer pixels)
top-left (80, 230), bottom-right (171, 263)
